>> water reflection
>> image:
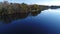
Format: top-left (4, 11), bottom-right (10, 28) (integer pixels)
top-left (0, 13), bottom-right (29, 23)
top-left (0, 10), bottom-right (42, 23)
top-left (31, 11), bottom-right (41, 16)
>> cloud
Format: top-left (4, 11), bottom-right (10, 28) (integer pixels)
top-left (35, 0), bottom-right (60, 6)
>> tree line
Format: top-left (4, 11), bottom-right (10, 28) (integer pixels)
top-left (0, 1), bottom-right (49, 15)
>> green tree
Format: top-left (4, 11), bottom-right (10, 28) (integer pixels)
top-left (7, 5), bottom-right (14, 14)
top-left (20, 3), bottom-right (30, 13)
top-left (31, 4), bottom-right (40, 11)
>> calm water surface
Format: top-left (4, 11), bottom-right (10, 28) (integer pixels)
top-left (0, 9), bottom-right (60, 34)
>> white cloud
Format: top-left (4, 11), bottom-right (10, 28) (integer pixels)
top-left (35, 0), bottom-right (60, 6)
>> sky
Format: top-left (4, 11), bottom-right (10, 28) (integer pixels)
top-left (0, 0), bottom-right (60, 6)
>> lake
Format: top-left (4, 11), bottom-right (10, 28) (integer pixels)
top-left (0, 9), bottom-right (60, 34)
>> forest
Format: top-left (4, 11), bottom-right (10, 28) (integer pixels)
top-left (0, 1), bottom-right (49, 15)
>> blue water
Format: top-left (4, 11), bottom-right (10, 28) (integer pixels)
top-left (0, 9), bottom-right (60, 34)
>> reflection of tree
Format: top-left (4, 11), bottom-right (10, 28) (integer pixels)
top-left (0, 13), bottom-right (29, 24)
top-left (31, 11), bottom-right (41, 16)
top-left (11, 13), bottom-right (29, 20)
top-left (0, 11), bottom-right (41, 23)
